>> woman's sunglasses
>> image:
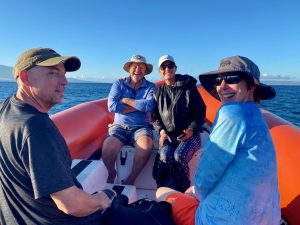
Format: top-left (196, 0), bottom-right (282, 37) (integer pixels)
top-left (160, 64), bottom-right (176, 70)
top-left (214, 74), bottom-right (243, 86)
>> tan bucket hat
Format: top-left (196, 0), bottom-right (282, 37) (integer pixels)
top-left (123, 55), bottom-right (153, 75)
top-left (13, 47), bottom-right (81, 79)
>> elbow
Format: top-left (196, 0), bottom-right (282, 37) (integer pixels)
top-left (144, 100), bottom-right (155, 112)
top-left (108, 100), bottom-right (119, 112)
top-left (108, 105), bottom-right (117, 113)
top-left (147, 104), bottom-right (155, 113)
top-left (107, 104), bottom-right (113, 112)
top-left (149, 102), bottom-right (155, 111)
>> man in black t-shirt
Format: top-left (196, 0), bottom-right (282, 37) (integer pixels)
top-left (0, 48), bottom-right (115, 225)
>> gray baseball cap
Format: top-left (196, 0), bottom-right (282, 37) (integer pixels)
top-left (13, 47), bottom-right (81, 79)
top-left (199, 55), bottom-right (276, 101)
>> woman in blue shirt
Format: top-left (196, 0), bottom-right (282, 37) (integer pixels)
top-left (156, 56), bottom-right (281, 225)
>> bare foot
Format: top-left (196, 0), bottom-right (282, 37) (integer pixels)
top-left (107, 169), bottom-right (117, 183)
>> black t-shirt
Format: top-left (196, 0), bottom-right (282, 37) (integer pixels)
top-left (0, 96), bottom-right (103, 225)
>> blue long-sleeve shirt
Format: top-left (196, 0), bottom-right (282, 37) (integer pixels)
top-left (194, 102), bottom-right (280, 225)
top-left (108, 77), bottom-right (156, 127)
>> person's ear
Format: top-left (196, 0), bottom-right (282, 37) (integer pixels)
top-left (158, 68), bottom-right (164, 76)
top-left (18, 70), bottom-right (31, 86)
top-left (250, 84), bottom-right (257, 92)
top-left (248, 84), bottom-right (257, 97)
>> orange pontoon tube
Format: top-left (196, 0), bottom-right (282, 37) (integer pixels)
top-left (51, 86), bottom-right (300, 225)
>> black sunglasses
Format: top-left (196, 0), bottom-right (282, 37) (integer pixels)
top-left (214, 74), bottom-right (243, 86)
top-left (160, 64), bottom-right (176, 70)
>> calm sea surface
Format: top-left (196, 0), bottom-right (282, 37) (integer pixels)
top-left (0, 82), bottom-right (299, 127)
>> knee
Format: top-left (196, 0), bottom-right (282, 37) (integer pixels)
top-left (155, 187), bottom-right (178, 202)
top-left (102, 137), bottom-right (122, 158)
top-left (159, 145), bottom-right (176, 163)
top-left (136, 135), bottom-right (153, 150)
top-left (135, 138), bottom-right (153, 157)
top-left (174, 152), bottom-right (184, 162)
top-left (174, 151), bottom-right (187, 163)
top-left (159, 152), bottom-right (167, 162)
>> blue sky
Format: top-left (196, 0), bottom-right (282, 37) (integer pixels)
top-left (0, 0), bottom-right (299, 83)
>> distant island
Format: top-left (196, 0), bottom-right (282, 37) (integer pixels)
top-left (1, 64), bottom-right (300, 85)
top-left (0, 65), bottom-right (94, 83)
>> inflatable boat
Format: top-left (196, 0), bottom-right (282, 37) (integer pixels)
top-left (50, 85), bottom-right (300, 225)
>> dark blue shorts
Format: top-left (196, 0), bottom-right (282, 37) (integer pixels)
top-left (107, 124), bottom-right (153, 146)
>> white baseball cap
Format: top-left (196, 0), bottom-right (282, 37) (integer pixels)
top-left (158, 55), bottom-right (176, 68)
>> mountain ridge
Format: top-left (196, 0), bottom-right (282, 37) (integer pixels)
top-left (1, 65), bottom-right (300, 85)
top-left (0, 65), bottom-right (93, 83)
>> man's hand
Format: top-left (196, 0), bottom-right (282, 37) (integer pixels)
top-left (95, 190), bottom-right (115, 209)
top-left (120, 98), bottom-right (134, 106)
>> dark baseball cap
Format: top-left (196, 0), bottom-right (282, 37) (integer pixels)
top-left (13, 47), bottom-right (81, 79)
top-left (199, 55), bottom-right (276, 101)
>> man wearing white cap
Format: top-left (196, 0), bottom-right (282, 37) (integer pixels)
top-left (102, 54), bottom-right (156, 185)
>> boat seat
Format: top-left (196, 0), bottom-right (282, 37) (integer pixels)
top-left (116, 125), bottom-right (210, 191)
top-left (71, 159), bottom-right (108, 194)
top-left (71, 159), bottom-right (138, 203)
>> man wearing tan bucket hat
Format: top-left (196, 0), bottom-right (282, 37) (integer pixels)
top-left (102, 54), bottom-right (156, 185)
top-left (0, 48), bottom-right (115, 224)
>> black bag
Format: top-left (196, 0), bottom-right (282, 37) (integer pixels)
top-left (153, 153), bottom-right (190, 193)
top-left (102, 195), bottom-right (176, 225)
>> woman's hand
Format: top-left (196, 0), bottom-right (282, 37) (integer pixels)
top-left (159, 129), bottom-right (171, 148)
top-left (178, 129), bottom-right (193, 141)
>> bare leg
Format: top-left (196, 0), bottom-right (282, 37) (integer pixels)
top-left (155, 187), bottom-right (179, 202)
top-left (123, 135), bottom-right (153, 185)
top-left (102, 136), bottom-right (123, 183)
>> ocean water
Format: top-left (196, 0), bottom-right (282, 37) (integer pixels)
top-left (0, 82), bottom-right (299, 127)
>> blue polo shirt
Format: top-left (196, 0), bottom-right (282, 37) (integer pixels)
top-left (194, 102), bottom-right (280, 225)
top-left (108, 77), bottom-right (156, 127)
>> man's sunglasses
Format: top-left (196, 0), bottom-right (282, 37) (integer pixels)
top-left (214, 74), bottom-right (243, 86)
top-left (160, 64), bottom-right (176, 70)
